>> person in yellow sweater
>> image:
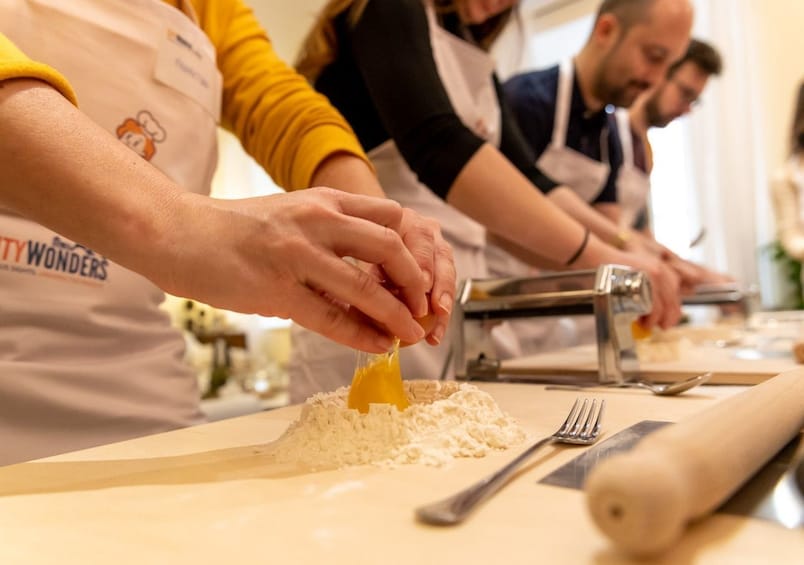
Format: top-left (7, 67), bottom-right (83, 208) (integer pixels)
top-left (0, 0), bottom-right (454, 465)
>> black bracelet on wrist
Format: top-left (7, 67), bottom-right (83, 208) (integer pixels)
top-left (565, 228), bottom-right (590, 267)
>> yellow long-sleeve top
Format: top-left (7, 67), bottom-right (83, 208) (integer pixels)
top-left (0, 0), bottom-right (369, 190)
top-left (0, 33), bottom-right (77, 105)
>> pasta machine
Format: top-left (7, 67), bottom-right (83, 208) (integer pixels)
top-left (452, 264), bottom-right (652, 384)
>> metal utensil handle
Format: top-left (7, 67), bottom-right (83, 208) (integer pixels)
top-left (416, 436), bottom-right (555, 524)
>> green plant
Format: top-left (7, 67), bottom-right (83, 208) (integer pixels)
top-left (767, 240), bottom-right (804, 309)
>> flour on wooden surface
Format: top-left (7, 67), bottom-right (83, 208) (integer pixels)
top-left (268, 381), bottom-right (525, 469)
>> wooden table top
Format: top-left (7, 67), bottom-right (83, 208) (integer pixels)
top-left (0, 382), bottom-right (801, 564)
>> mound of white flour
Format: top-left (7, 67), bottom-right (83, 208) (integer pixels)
top-left (268, 381), bottom-right (525, 469)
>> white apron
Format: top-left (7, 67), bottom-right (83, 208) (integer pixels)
top-left (536, 59), bottom-right (611, 203)
top-left (288, 0), bottom-right (505, 402)
top-left (614, 109), bottom-right (651, 229)
top-left (0, 0), bottom-right (221, 464)
top-left (485, 59), bottom-right (612, 280)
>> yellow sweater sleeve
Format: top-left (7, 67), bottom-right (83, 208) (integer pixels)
top-left (188, 0), bottom-right (370, 191)
top-left (0, 32), bottom-right (77, 105)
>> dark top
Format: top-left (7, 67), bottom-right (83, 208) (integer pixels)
top-left (314, 0), bottom-right (551, 200)
top-left (503, 65), bottom-right (623, 203)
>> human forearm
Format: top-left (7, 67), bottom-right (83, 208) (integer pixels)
top-left (311, 153), bottom-right (385, 198)
top-left (446, 144), bottom-right (617, 268)
top-left (548, 187), bottom-right (630, 249)
top-left (445, 144), bottom-right (681, 327)
top-left (0, 79), bottom-right (432, 350)
top-left (0, 79), bottom-right (181, 282)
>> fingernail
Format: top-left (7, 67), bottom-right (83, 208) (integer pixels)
top-left (431, 322), bottom-right (445, 344)
top-left (412, 320), bottom-right (426, 341)
top-left (439, 291), bottom-right (453, 314)
top-left (415, 298), bottom-right (428, 318)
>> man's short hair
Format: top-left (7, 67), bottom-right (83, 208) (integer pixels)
top-left (595, 0), bottom-right (657, 31)
top-left (668, 38), bottom-right (723, 77)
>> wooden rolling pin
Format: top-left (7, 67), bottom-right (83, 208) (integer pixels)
top-left (585, 369), bottom-right (804, 557)
top-left (793, 339), bottom-right (804, 363)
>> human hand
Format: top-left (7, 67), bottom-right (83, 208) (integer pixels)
top-left (396, 209), bottom-right (456, 345)
top-left (663, 254), bottom-right (734, 294)
top-left (620, 252), bottom-right (683, 329)
top-left (161, 188), bottom-right (432, 353)
top-left (623, 230), bottom-right (664, 257)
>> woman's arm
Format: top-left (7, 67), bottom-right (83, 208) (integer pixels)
top-left (198, 0), bottom-right (370, 191)
top-left (0, 78), bottom-right (431, 351)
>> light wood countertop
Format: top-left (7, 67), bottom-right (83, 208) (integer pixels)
top-left (0, 383), bottom-right (801, 564)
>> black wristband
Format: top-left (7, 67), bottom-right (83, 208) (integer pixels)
top-left (565, 228), bottom-right (590, 267)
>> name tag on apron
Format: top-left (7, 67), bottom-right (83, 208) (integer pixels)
top-left (154, 27), bottom-right (221, 122)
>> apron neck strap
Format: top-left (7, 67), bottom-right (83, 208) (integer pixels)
top-left (551, 59), bottom-right (574, 148)
top-left (177, 0), bottom-right (200, 25)
top-left (615, 109), bottom-right (634, 165)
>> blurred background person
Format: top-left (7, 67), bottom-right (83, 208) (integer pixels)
top-left (486, 0), bottom-right (692, 354)
top-left (500, 0), bottom-right (693, 266)
top-left (771, 80), bottom-right (804, 287)
top-left (614, 37), bottom-right (732, 290)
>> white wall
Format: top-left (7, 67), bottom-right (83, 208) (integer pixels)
top-left (210, 0), bottom-right (328, 200)
top-left (748, 0), bottom-right (804, 177)
top-left (248, 0), bottom-right (328, 62)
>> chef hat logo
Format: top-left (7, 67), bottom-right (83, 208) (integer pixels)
top-left (115, 110), bottom-right (167, 161)
top-left (136, 111), bottom-right (167, 143)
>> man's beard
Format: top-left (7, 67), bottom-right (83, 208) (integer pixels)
top-left (645, 94), bottom-right (673, 128)
top-left (593, 62), bottom-right (651, 108)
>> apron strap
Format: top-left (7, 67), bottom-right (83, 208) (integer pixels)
top-left (178, 0), bottom-right (200, 25)
top-left (551, 59), bottom-right (574, 148)
top-left (599, 122), bottom-right (610, 168)
top-left (615, 109), bottom-right (634, 166)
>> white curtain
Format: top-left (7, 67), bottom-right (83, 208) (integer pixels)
top-left (681, 0), bottom-right (804, 307)
top-left (651, 0), bottom-right (769, 283)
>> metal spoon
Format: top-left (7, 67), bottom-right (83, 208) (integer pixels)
top-left (545, 372), bottom-right (712, 396)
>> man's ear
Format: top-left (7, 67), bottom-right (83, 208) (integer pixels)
top-left (591, 13), bottom-right (621, 50)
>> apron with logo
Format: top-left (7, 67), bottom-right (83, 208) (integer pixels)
top-left (288, 0), bottom-right (507, 401)
top-left (614, 109), bottom-right (651, 229)
top-left (0, 0), bottom-right (221, 464)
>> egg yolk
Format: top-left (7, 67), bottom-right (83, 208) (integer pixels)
top-left (347, 342), bottom-right (410, 413)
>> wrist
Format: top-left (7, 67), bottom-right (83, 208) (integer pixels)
top-left (570, 233), bottom-right (621, 269)
top-left (311, 153), bottom-right (385, 198)
top-left (564, 227), bottom-right (590, 267)
top-left (149, 190), bottom-right (208, 295)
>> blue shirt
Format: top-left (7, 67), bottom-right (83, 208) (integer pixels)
top-left (504, 65), bottom-right (623, 203)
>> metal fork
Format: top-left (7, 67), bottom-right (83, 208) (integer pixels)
top-left (415, 398), bottom-right (605, 526)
